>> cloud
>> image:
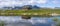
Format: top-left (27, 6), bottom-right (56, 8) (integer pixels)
top-left (52, 0), bottom-right (60, 4)
top-left (0, 0), bottom-right (48, 7)
top-left (28, 0), bottom-right (47, 5)
top-left (37, 0), bottom-right (47, 4)
top-left (29, 19), bottom-right (47, 24)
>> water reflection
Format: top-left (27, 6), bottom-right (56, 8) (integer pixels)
top-left (0, 16), bottom-right (55, 26)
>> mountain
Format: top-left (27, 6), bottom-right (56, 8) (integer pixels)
top-left (54, 7), bottom-right (60, 9)
top-left (2, 7), bottom-right (12, 10)
top-left (1, 5), bottom-right (40, 10)
top-left (12, 6), bottom-right (22, 10)
top-left (22, 5), bottom-right (32, 10)
top-left (22, 5), bottom-right (40, 10)
top-left (32, 5), bottom-right (40, 9)
top-left (3, 6), bottom-right (22, 10)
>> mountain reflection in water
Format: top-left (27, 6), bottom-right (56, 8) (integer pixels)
top-left (0, 16), bottom-right (55, 26)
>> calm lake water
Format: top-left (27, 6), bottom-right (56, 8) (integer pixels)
top-left (0, 16), bottom-right (59, 26)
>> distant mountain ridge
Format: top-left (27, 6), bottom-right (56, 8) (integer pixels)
top-left (1, 5), bottom-right (40, 10)
top-left (1, 5), bottom-right (60, 10)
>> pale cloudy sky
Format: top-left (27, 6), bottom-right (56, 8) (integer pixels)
top-left (0, 0), bottom-right (60, 8)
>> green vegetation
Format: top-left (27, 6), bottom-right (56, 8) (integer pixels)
top-left (53, 18), bottom-right (60, 26)
top-left (52, 18), bottom-right (58, 22)
top-left (0, 21), bottom-right (5, 26)
top-left (0, 9), bottom-right (60, 16)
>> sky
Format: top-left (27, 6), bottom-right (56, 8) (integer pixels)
top-left (0, 0), bottom-right (60, 8)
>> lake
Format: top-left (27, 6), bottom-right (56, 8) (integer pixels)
top-left (0, 16), bottom-right (59, 26)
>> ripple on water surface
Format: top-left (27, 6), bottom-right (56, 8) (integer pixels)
top-left (0, 16), bottom-right (56, 26)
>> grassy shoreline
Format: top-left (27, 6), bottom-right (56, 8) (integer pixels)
top-left (0, 9), bottom-right (60, 16)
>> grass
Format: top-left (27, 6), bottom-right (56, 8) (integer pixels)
top-left (52, 18), bottom-right (60, 26)
top-left (0, 21), bottom-right (5, 26)
top-left (0, 9), bottom-right (60, 16)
